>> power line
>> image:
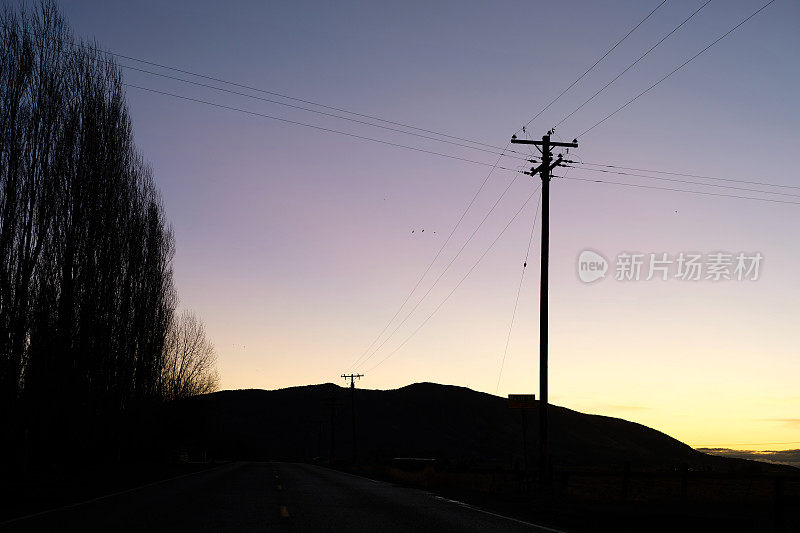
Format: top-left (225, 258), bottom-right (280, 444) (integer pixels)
top-left (116, 65), bottom-right (526, 374)
top-left (576, 161), bottom-right (800, 191)
top-left (564, 165), bottom-right (800, 199)
top-left (26, 33), bottom-right (534, 164)
top-left (496, 193), bottom-right (541, 394)
top-left (102, 61), bottom-right (530, 162)
top-left (517, 0), bottom-right (667, 134)
top-left (355, 170), bottom-right (524, 372)
top-left (24, 24), bottom-right (531, 159)
top-left (554, 0), bottom-right (711, 129)
top-left (125, 84), bottom-right (523, 171)
top-left (19, 26), bottom-right (531, 162)
top-left (558, 174), bottom-right (800, 206)
top-left (368, 185), bottom-right (542, 373)
top-left (578, 0), bottom-right (777, 137)
top-left (48, 35), bottom-right (513, 154)
top-left (348, 144), bottom-right (513, 371)
top-left (58, 41), bottom-right (540, 377)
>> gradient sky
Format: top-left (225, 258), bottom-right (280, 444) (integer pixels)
top-left (59, 1), bottom-right (799, 452)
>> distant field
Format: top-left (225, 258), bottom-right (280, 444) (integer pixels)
top-left (353, 463), bottom-right (800, 532)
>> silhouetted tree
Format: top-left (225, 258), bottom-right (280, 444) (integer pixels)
top-left (161, 310), bottom-right (219, 401)
top-left (0, 1), bottom-right (188, 464)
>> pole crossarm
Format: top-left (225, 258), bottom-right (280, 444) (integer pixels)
top-left (341, 373), bottom-right (363, 386)
top-left (511, 135), bottom-right (578, 148)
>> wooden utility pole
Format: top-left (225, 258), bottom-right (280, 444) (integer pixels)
top-left (323, 396), bottom-right (341, 462)
top-left (510, 132), bottom-right (576, 484)
top-left (508, 394), bottom-right (536, 476)
top-left (341, 373), bottom-right (363, 463)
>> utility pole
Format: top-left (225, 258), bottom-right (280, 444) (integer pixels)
top-left (508, 394), bottom-right (535, 480)
top-left (341, 373), bottom-right (363, 463)
top-left (323, 396), bottom-right (340, 462)
top-left (510, 132), bottom-right (577, 485)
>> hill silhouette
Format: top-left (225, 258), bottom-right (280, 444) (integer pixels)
top-left (152, 382), bottom-right (792, 472)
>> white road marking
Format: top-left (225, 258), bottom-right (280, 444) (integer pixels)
top-left (430, 495), bottom-right (566, 532)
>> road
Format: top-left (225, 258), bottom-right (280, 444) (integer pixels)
top-left (2, 462), bottom-right (562, 532)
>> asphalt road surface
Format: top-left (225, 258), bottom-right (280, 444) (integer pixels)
top-left (2, 462), bottom-right (562, 532)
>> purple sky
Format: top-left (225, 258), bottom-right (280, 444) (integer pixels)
top-left (60, 1), bottom-right (799, 451)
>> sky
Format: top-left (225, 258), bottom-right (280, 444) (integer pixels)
top-left (58, 1), bottom-right (799, 452)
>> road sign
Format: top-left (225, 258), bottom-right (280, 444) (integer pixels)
top-left (508, 394), bottom-right (536, 409)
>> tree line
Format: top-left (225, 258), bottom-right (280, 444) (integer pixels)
top-left (1, 1), bottom-right (218, 467)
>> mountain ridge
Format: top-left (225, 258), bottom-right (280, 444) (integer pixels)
top-left (154, 382), bottom-right (794, 473)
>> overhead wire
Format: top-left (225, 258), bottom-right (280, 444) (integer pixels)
top-left (59, 11), bottom-right (788, 378)
top-left (557, 174), bottom-right (800, 206)
top-left (468, 0), bottom-right (656, 382)
top-left (105, 62), bottom-right (529, 162)
top-left (125, 84), bottom-right (524, 171)
top-left (563, 165), bottom-right (800, 199)
top-left (347, 143), bottom-right (514, 371)
top-left (575, 161), bottom-right (800, 191)
top-left (6, 11), bottom-right (791, 394)
top-left (553, 0), bottom-right (712, 130)
top-left (360, 0), bottom-right (732, 375)
top-left (577, 0), bottom-right (777, 137)
top-left (29, 31), bottom-right (519, 154)
top-left (11, 22), bottom-right (540, 161)
top-left (15, 27), bottom-right (532, 162)
top-left (124, 78), bottom-right (541, 376)
top-left (368, 184), bottom-right (543, 373)
top-left (26, 31), bottom-right (548, 379)
top-left (495, 192), bottom-right (541, 394)
top-left (517, 0), bottom-right (667, 134)
top-left (123, 82), bottom-right (543, 374)
top-left (354, 169), bottom-right (525, 372)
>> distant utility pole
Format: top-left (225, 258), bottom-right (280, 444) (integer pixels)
top-left (510, 132), bottom-right (577, 484)
top-left (341, 373), bottom-right (364, 463)
top-left (323, 396), bottom-right (341, 462)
